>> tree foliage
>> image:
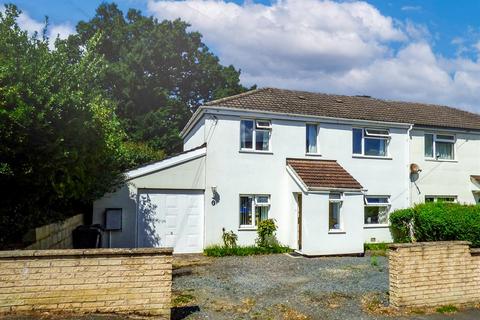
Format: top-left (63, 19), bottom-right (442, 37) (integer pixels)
top-left (65, 3), bottom-right (250, 157)
top-left (0, 5), bottom-right (124, 247)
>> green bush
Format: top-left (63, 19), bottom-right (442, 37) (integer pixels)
top-left (389, 202), bottom-right (480, 247)
top-left (256, 219), bottom-right (278, 248)
top-left (204, 244), bottom-right (291, 257)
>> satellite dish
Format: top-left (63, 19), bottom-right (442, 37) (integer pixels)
top-left (410, 163), bottom-right (422, 174)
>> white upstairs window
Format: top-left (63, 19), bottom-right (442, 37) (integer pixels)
top-left (352, 128), bottom-right (390, 157)
top-left (425, 133), bottom-right (455, 160)
top-left (306, 123), bottom-right (319, 154)
top-left (240, 119), bottom-right (271, 152)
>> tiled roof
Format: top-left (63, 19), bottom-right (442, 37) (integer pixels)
top-left (287, 158), bottom-right (363, 190)
top-left (205, 88), bottom-right (480, 131)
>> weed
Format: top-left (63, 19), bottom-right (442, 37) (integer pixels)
top-left (172, 291), bottom-right (195, 307)
top-left (436, 305), bottom-right (458, 314)
top-left (370, 255), bottom-right (379, 267)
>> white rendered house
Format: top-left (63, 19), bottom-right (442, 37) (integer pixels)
top-left (93, 88), bottom-right (480, 255)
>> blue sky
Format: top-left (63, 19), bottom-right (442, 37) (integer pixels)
top-left (3, 0), bottom-right (480, 112)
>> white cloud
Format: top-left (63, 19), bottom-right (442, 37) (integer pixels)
top-left (401, 6), bottom-right (422, 12)
top-left (7, 9), bottom-right (75, 47)
top-left (148, 0), bottom-right (480, 112)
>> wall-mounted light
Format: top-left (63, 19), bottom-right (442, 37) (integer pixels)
top-left (211, 186), bottom-right (219, 206)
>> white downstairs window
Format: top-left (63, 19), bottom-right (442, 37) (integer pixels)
top-left (364, 196), bottom-right (391, 225)
top-left (425, 133), bottom-right (455, 160)
top-left (239, 195), bottom-right (270, 229)
top-left (425, 196), bottom-right (457, 203)
top-left (240, 119), bottom-right (271, 152)
top-left (328, 193), bottom-right (343, 231)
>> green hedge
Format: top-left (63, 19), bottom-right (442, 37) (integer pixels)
top-left (204, 245), bottom-right (291, 257)
top-left (389, 202), bottom-right (480, 247)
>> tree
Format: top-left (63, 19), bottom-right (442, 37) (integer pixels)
top-left (0, 5), bottom-right (125, 247)
top-left (65, 3), bottom-right (251, 157)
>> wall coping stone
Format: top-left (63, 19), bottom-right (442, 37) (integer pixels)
top-left (388, 241), bottom-right (471, 250)
top-left (0, 247), bottom-right (173, 259)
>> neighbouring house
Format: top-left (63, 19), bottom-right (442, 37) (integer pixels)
top-left (93, 88), bottom-right (480, 255)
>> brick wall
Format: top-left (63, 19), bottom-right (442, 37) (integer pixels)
top-left (24, 214), bottom-right (84, 249)
top-left (0, 248), bottom-right (172, 318)
top-left (389, 241), bottom-right (480, 308)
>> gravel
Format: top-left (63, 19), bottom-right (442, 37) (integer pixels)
top-left (173, 253), bottom-right (480, 320)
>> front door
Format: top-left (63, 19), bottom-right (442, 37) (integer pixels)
top-left (297, 193), bottom-right (302, 250)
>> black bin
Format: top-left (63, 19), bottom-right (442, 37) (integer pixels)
top-left (72, 224), bottom-right (103, 249)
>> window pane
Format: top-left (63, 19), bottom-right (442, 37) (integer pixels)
top-left (425, 197), bottom-right (434, 202)
top-left (365, 197), bottom-right (389, 204)
top-left (435, 141), bottom-right (453, 159)
top-left (365, 206), bottom-right (389, 224)
top-left (437, 134), bottom-right (454, 141)
top-left (255, 206), bottom-right (269, 226)
top-left (364, 207), bottom-right (379, 224)
top-left (425, 134), bottom-right (434, 157)
top-left (437, 197), bottom-right (456, 203)
top-left (352, 128), bottom-right (362, 154)
top-left (306, 124), bottom-right (317, 153)
top-left (256, 195), bottom-right (269, 204)
top-left (365, 129), bottom-right (389, 136)
top-left (240, 196), bottom-right (253, 226)
top-left (364, 138), bottom-right (387, 156)
top-left (329, 202), bottom-right (341, 230)
top-left (255, 129), bottom-right (270, 151)
top-left (240, 120), bottom-right (253, 149)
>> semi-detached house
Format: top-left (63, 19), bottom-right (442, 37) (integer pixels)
top-left (93, 88), bottom-right (480, 255)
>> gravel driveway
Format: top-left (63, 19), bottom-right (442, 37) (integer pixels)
top-left (172, 253), bottom-right (480, 320)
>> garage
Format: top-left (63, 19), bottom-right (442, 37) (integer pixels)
top-left (92, 144), bottom-right (207, 252)
top-left (137, 190), bottom-right (204, 253)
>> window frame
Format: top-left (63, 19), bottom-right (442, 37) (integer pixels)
top-left (364, 196), bottom-right (391, 226)
top-left (328, 193), bottom-right (344, 232)
top-left (352, 127), bottom-right (391, 158)
top-left (425, 195), bottom-right (457, 203)
top-left (305, 123), bottom-right (320, 155)
top-left (240, 119), bottom-right (272, 152)
top-left (424, 133), bottom-right (456, 161)
top-left (239, 194), bottom-right (271, 229)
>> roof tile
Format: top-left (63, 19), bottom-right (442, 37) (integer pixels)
top-left (205, 88), bottom-right (480, 131)
top-left (287, 158), bottom-right (362, 190)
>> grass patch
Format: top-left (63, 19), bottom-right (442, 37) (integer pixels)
top-left (204, 244), bottom-right (291, 257)
top-left (172, 290), bottom-right (195, 307)
top-left (364, 242), bottom-right (390, 251)
top-left (436, 305), bottom-right (458, 314)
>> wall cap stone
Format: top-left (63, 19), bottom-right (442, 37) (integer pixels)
top-left (0, 247), bottom-right (173, 259)
top-left (389, 241), bottom-right (471, 250)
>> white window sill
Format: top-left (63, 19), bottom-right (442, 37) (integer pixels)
top-left (328, 229), bottom-right (345, 234)
top-left (352, 155), bottom-right (392, 160)
top-left (305, 153), bottom-right (322, 157)
top-left (425, 158), bottom-right (457, 163)
top-left (364, 224), bottom-right (389, 229)
top-left (239, 150), bottom-right (273, 155)
top-left (238, 227), bottom-right (256, 231)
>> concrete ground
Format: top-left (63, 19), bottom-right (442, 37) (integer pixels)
top-left (171, 253), bottom-right (480, 320)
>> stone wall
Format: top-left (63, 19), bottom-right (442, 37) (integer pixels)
top-left (0, 248), bottom-right (172, 318)
top-left (24, 214), bottom-right (84, 249)
top-left (389, 241), bottom-right (480, 308)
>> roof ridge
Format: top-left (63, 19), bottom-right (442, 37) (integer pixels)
top-left (204, 87), bottom-right (269, 106)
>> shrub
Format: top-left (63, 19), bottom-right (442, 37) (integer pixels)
top-left (204, 244), bottom-right (291, 257)
top-left (389, 202), bottom-right (480, 247)
top-left (256, 219), bottom-right (278, 248)
top-left (221, 228), bottom-right (238, 248)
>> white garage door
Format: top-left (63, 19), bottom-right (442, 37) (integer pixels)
top-left (136, 189), bottom-right (204, 253)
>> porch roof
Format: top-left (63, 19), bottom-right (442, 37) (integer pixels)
top-left (287, 158), bottom-right (363, 191)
